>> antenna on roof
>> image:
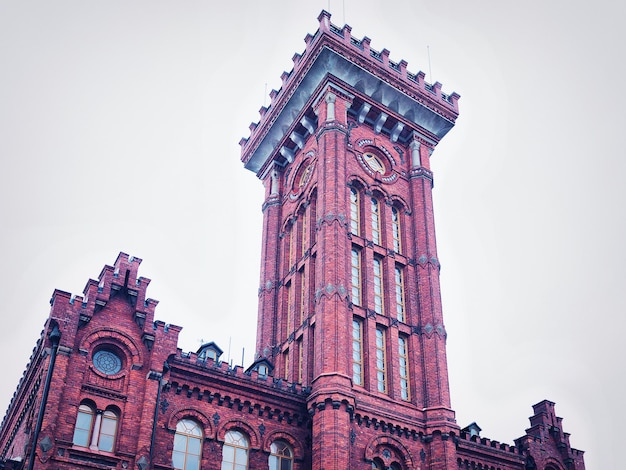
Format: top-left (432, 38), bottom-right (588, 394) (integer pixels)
top-left (264, 83), bottom-right (267, 107)
top-left (227, 336), bottom-right (232, 364)
top-left (427, 45), bottom-right (433, 83)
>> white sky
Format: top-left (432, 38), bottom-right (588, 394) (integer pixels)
top-left (1, 1), bottom-right (623, 468)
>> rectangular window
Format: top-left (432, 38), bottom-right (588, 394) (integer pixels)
top-left (300, 268), bottom-right (306, 323)
top-left (289, 225), bottom-right (295, 267)
top-left (298, 338), bottom-right (303, 384)
top-left (398, 336), bottom-right (410, 401)
top-left (373, 257), bottom-right (384, 315)
top-left (285, 282), bottom-right (292, 337)
top-left (351, 248), bottom-right (361, 306)
top-left (392, 207), bottom-right (401, 253)
top-left (301, 210), bottom-right (307, 257)
top-left (352, 319), bottom-right (363, 385)
top-left (395, 266), bottom-right (405, 322)
top-left (371, 197), bottom-right (380, 244)
top-left (350, 187), bottom-right (360, 235)
top-left (375, 328), bottom-right (387, 393)
top-left (283, 349), bottom-right (289, 380)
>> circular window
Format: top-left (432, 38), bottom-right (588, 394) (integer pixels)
top-left (362, 151), bottom-right (387, 175)
top-left (93, 350), bottom-right (122, 375)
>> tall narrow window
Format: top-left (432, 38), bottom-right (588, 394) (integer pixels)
top-left (351, 248), bottom-right (361, 306)
top-left (350, 187), bottom-right (360, 235)
top-left (98, 409), bottom-right (118, 452)
top-left (301, 210), bottom-right (307, 257)
top-left (373, 257), bottom-right (384, 314)
top-left (375, 328), bottom-right (387, 393)
top-left (310, 190), bottom-right (317, 245)
top-left (392, 207), bottom-right (401, 253)
top-left (173, 419), bottom-right (203, 470)
top-left (285, 282), bottom-right (292, 338)
top-left (72, 404), bottom-right (94, 447)
top-left (352, 319), bottom-right (363, 386)
top-left (297, 339), bottom-right (303, 384)
top-left (283, 349), bottom-right (289, 380)
top-left (269, 441), bottom-right (294, 470)
top-left (398, 336), bottom-right (410, 401)
top-left (300, 268), bottom-right (306, 323)
top-left (371, 197), bottom-right (381, 244)
top-left (221, 430), bottom-right (249, 470)
top-left (289, 225), bottom-right (295, 267)
top-left (394, 266), bottom-right (405, 322)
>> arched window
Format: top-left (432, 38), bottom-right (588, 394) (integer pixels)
top-left (172, 419), bottom-right (203, 470)
top-left (391, 206), bottom-right (401, 253)
top-left (371, 458), bottom-right (385, 469)
top-left (269, 440), bottom-right (293, 470)
top-left (98, 409), bottom-right (118, 452)
top-left (72, 403), bottom-right (119, 452)
top-left (72, 403), bottom-right (94, 447)
top-left (350, 187), bottom-right (360, 235)
top-left (371, 197), bottom-right (381, 244)
top-left (221, 430), bottom-right (249, 470)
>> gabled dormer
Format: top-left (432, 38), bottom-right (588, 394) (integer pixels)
top-left (196, 342), bottom-right (223, 362)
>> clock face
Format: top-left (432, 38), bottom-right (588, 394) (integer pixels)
top-left (299, 162), bottom-right (313, 187)
top-left (362, 152), bottom-right (386, 174)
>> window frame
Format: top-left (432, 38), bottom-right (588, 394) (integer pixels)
top-left (371, 197), bottom-right (381, 245)
top-left (398, 335), bottom-right (411, 401)
top-left (375, 327), bottom-right (387, 394)
top-left (352, 319), bottom-right (364, 386)
top-left (172, 419), bottom-right (203, 470)
top-left (373, 257), bottom-right (384, 315)
top-left (269, 440), bottom-right (294, 470)
top-left (221, 430), bottom-right (249, 470)
top-left (350, 248), bottom-right (362, 306)
top-left (394, 266), bottom-right (405, 322)
top-left (391, 206), bottom-right (401, 253)
top-left (350, 187), bottom-right (360, 236)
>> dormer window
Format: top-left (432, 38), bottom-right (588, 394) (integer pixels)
top-left (196, 341), bottom-right (223, 362)
top-left (245, 358), bottom-right (274, 378)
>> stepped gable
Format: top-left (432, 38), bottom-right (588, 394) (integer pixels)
top-left (240, 9), bottom-right (460, 175)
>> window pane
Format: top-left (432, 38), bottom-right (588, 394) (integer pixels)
top-left (98, 435), bottom-right (114, 452)
top-left (188, 436), bottom-right (201, 454)
top-left (235, 447), bottom-right (248, 462)
top-left (222, 444), bottom-right (235, 463)
top-left (174, 434), bottom-right (186, 451)
top-left (172, 451), bottom-right (185, 469)
top-left (185, 455), bottom-right (200, 470)
top-left (72, 428), bottom-right (89, 447)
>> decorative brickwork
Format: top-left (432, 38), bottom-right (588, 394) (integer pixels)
top-left (0, 10), bottom-right (583, 470)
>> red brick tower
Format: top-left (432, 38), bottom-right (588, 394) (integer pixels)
top-left (240, 11), bottom-right (460, 469)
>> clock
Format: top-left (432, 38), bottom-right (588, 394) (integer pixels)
top-left (362, 151), bottom-right (386, 174)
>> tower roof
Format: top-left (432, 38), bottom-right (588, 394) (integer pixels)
top-left (240, 10), bottom-right (460, 175)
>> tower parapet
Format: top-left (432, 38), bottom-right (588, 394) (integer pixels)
top-left (240, 10), bottom-right (460, 176)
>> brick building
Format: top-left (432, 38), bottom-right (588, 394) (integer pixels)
top-left (0, 10), bottom-right (584, 470)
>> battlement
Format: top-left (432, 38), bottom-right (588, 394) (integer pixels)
top-left (240, 10), bottom-right (460, 175)
top-left (171, 348), bottom-right (310, 397)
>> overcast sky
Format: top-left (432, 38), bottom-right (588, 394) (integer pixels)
top-left (1, 1), bottom-right (623, 468)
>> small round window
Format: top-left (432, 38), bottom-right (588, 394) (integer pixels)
top-left (93, 350), bottom-right (122, 375)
